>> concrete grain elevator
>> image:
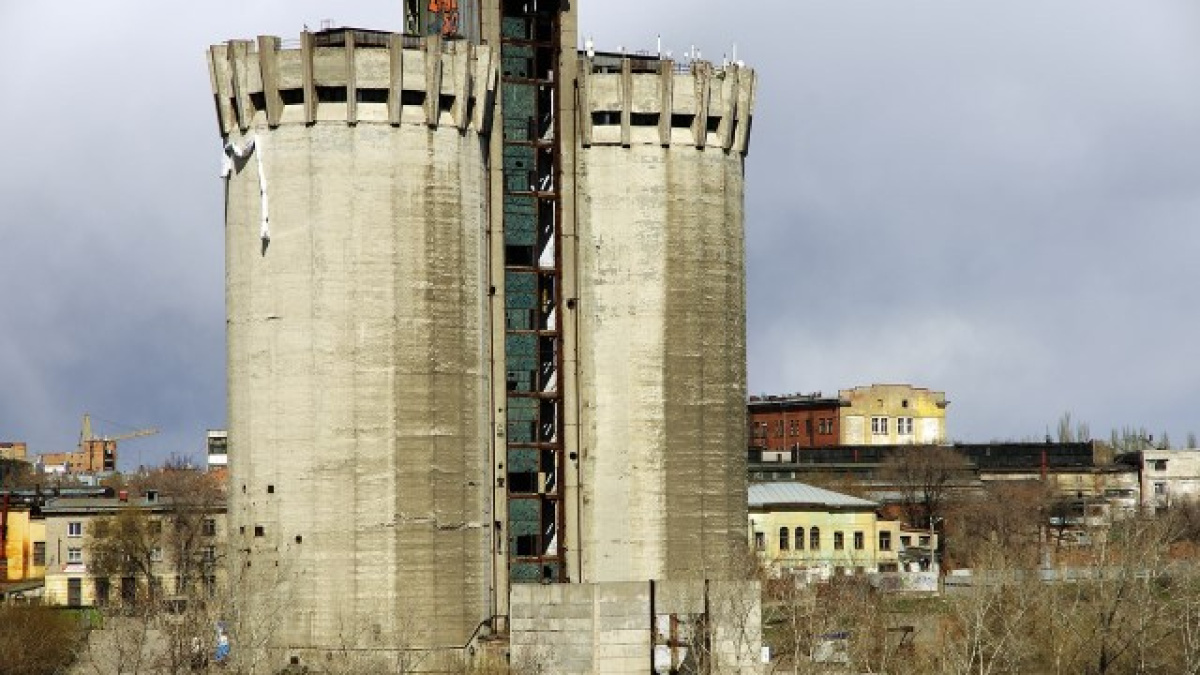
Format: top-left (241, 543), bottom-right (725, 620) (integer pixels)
top-left (209, 1), bottom-right (757, 671)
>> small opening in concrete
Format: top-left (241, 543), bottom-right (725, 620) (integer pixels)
top-left (706, 115), bottom-right (721, 133)
top-left (591, 110), bottom-right (620, 126)
top-left (267, 485), bottom-right (275, 494)
top-left (295, 535), bottom-right (303, 544)
top-left (254, 525), bottom-right (265, 537)
top-left (280, 88), bottom-right (304, 105)
top-left (671, 113), bottom-right (695, 129)
top-left (249, 92), bottom-right (266, 112)
top-left (401, 90), bottom-right (426, 107)
top-left (439, 94), bottom-right (455, 114)
top-left (316, 86), bottom-right (348, 103)
top-left (290, 656), bottom-right (300, 665)
top-left (357, 88), bottom-right (388, 104)
top-left (631, 112), bottom-right (660, 127)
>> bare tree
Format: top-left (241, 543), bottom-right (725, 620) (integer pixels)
top-left (877, 446), bottom-right (972, 530)
top-left (81, 462), bottom-right (227, 674)
top-left (1056, 412), bottom-right (1091, 444)
top-left (945, 481), bottom-right (1050, 569)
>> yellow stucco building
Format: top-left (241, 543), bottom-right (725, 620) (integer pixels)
top-left (42, 493), bottom-right (225, 607)
top-left (748, 482), bottom-right (903, 580)
top-left (839, 384), bottom-right (948, 445)
top-left (3, 508), bottom-right (46, 582)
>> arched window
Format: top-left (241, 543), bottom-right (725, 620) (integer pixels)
top-left (795, 527), bottom-right (805, 550)
top-left (810, 527), bottom-right (820, 550)
top-left (779, 527), bottom-right (790, 551)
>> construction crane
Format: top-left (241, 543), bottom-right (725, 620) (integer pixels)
top-left (79, 413), bottom-right (158, 445)
top-left (78, 414), bottom-right (158, 473)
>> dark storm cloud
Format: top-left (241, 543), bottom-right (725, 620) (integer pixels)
top-left (1, 1), bottom-right (1197, 466)
top-left (586, 0), bottom-right (1200, 440)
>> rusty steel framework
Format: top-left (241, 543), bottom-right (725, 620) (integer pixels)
top-left (500, 0), bottom-right (566, 584)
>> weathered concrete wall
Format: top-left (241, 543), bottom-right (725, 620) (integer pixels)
top-left (575, 59), bottom-right (755, 582)
top-left (510, 580), bottom-right (763, 674)
top-left (212, 33), bottom-right (495, 665)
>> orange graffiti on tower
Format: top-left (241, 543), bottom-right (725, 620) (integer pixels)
top-left (429, 0), bottom-right (459, 36)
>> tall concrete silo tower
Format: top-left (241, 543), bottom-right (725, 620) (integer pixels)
top-left (210, 23), bottom-right (496, 667)
top-left (209, 1), bottom-right (756, 670)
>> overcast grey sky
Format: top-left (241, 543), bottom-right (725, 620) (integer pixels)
top-left (1, 1), bottom-right (1198, 468)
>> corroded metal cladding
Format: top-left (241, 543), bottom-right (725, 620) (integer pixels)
top-left (575, 59), bottom-right (756, 581)
top-left (210, 33), bottom-right (495, 660)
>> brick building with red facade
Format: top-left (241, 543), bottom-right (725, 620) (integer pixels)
top-left (748, 394), bottom-right (845, 456)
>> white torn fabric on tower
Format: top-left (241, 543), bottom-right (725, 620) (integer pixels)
top-left (220, 134), bottom-right (270, 243)
top-left (220, 135), bottom-right (255, 177)
top-left (254, 136), bottom-right (269, 242)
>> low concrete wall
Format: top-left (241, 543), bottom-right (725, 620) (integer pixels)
top-left (510, 580), bottom-right (762, 675)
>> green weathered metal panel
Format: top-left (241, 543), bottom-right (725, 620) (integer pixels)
top-left (506, 291), bottom-right (537, 311)
top-left (505, 309), bottom-right (533, 331)
top-left (504, 116), bottom-right (530, 141)
top-left (509, 499), bottom-right (539, 527)
top-left (502, 83), bottom-right (537, 119)
top-left (509, 448), bottom-right (539, 472)
top-left (501, 17), bottom-right (529, 40)
top-left (508, 423), bottom-right (534, 443)
top-left (506, 396), bottom-right (538, 421)
top-left (503, 145), bottom-right (535, 173)
top-left (505, 195), bottom-right (537, 218)
top-left (509, 563), bottom-right (541, 583)
top-left (503, 55), bottom-right (531, 79)
top-left (504, 44), bottom-right (535, 60)
top-left (505, 332), bottom-right (537, 356)
top-left (505, 195), bottom-right (537, 245)
top-left (506, 270), bottom-right (537, 293)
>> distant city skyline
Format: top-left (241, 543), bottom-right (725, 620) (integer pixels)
top-left (2, 0), bottom-right (1198, 469)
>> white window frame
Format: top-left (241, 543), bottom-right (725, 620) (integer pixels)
top-left (898, 417), bottom-right (914, 435)
top-left (67, 521), bottom-right (83, 538)
top-left (871, 416), bottom-right (889, 435)
top-left (67, 547), bottom-right (83, 564)
top-left (150, 547), bottom-right (164, 562)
